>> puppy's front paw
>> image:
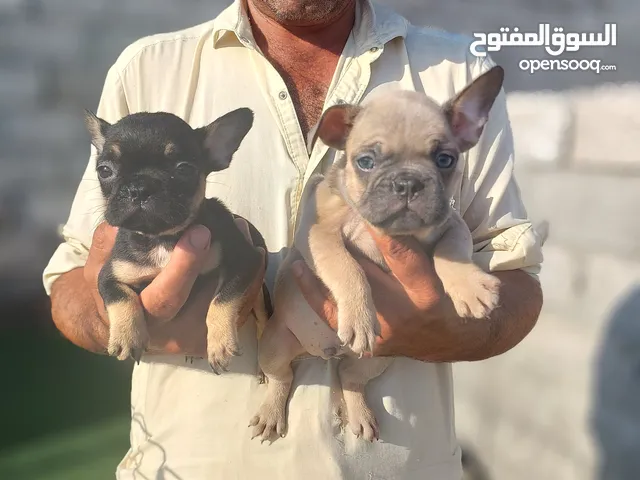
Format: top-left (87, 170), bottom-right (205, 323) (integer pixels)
top-left (108, 320), bottom-right (149, 362)
top-left (207, 334), bottom-right (241, 375)
top-left (442, 267), bottom-right (501, 319)
top-left (337, 306), bottom-right (380, 357)
top-left (249, 397), bottom-right (287, 443)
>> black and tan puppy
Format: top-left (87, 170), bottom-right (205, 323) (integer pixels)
top-left (250, 66), bottom-right (505, 442)
top-left (85, 108), bottom-right (268, 373)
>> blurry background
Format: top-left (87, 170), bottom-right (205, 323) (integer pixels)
top-left (0, 0), bottom-right (638, 479)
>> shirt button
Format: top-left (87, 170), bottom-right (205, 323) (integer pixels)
top-left (279, 91), bottom-right (288, 100)
top-left (370, 46), bottom-right (379, 52)
top-left (336, 99), bottom-right (345, 104)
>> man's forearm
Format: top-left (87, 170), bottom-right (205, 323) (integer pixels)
top-left (50, 268), bottom-right (109, 354)
top-left (382, 270), bottom-right (542, 362)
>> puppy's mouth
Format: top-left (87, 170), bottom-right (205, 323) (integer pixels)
top-left (373, 207), bottom-right (429, 232)
top-left (105, 197), bottom-right (194, 236)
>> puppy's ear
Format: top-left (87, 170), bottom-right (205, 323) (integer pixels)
top-left (197, 108), bottom-right (254, 172)
top-left (315, 104), bottom-right (361, 150)
top-left (443, 65), bottom-right (504, 152)
top-left (84, 110), bottom-right (111, 154)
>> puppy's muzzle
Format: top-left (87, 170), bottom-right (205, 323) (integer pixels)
top-left (391, 173), bottom-right (425, 202)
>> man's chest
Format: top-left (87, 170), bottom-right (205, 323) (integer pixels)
top-left (271, 51), bottom-right (341, 141)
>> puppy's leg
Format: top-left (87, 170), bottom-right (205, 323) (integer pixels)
top-left (432, 211), bottom-right (501, 318)
top-left (338, 356), bottom-right (392, 442)
top-left (98, 264), bottom-right (148, 362)
top-left (253, 285), bottom-right (270, 341)
top-left (253, 285), bottom-right (271, 383)
top-left (205, 290), bottom-right (244, 374)
top-left (205, 244), bottom-right (264, 374)
top-left (307, 224), bottom-right (379, 356)
top-left (249, 317), bottom-right (304, 442)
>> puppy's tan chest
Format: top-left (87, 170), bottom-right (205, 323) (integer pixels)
top-left (149, 245), bottom-right (172, 269)
top-left (342, 217), bottom-right (389, 272)
top-left (111, 245), bottom-right (171, 285)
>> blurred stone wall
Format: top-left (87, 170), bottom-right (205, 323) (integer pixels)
top-left (0, 1), bottom-right (638, 479)
top-left (455, 84), bottom-right (640, 480)
top-left (0, 0), bottom-right (635, 296)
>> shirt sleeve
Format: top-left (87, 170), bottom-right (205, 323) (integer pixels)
top-left (42, 65), bottom-right (130, 295)
top-left (458, 54), bottom-right (543, 279)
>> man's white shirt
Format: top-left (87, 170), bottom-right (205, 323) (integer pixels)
top-left (43, 1), bottom-right (543, 478)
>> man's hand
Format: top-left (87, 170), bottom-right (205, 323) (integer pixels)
top-left (292, 229), bottom-right (455, 360)
top-left (51, 219), bottom-right (265, 357)
top-left (293, 227), bottom-right (541, 362)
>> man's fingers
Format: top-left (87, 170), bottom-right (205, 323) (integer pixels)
top-left (292, 260), bottom-right (338, 328)
top-left (141, 225), bottom-right (211, 322)
top-left (91, 222), bottom-right (118, 255)
top-left (85, 223), bottom-right (118, 282)
top-left (367, 226), bottom-right (442, 295)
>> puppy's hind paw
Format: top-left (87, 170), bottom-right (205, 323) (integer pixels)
top-left (249, 400), bottom-right (287, 443)
top-left (347, 405), bottom-right (380, 443)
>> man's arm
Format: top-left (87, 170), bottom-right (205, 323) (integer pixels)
top-left (50, 220), bottom-right (265, 357)
top-left (292, 233), bottom-right (542, 362)
top-left (51, 268), bottom-right (109, 353)
top-left (50, 223), bottom-right (213, 356)
top-left (357, 233), bottom-right (542, 362)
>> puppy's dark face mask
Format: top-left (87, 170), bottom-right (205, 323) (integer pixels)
top-left (315, 66), bottom-right (504, 236)
top-left (85, 110), bottom-right (253, 235)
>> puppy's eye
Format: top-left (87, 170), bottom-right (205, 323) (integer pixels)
top-left (175, 162), bottom-right (198, 176)
top-left (355, 155), bottom-right (375, 171)
top-left (435, 153), bottom-right (456, 169)
top-left (97, 165), bottom-right (113, 179)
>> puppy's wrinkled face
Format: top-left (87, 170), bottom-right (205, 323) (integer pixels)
top-left (316, 66), bottom-right (504, 235)
top-left (85, 109), bottom-right (253, 235)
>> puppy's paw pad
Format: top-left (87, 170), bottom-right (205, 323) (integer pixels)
top-left (249, 400), bottom-right (287, 443)
top-left (207, 337), bottom-right (241, 375)
top-left (108, 324), bottom-right (149, 362)
top-left (347, 406), bottom-right (380, 442)
top-left (447, 270), bottom-right (501, 319)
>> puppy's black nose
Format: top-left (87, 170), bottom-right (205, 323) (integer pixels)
top-left (392, 175), bottom-right (424, 199)
top-left (127, 184), bottom-right (152, 202)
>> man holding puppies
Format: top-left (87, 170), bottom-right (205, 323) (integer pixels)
top-left (44, 0), bottom-right (543, 478)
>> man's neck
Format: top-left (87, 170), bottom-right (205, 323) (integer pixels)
top-left (246, 0), bottom-right (357, 140)
top-left (247, 0), bottom-right (356, 56)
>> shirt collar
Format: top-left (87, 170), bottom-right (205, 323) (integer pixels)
top-left (212, 0), bottom-right (408, 54)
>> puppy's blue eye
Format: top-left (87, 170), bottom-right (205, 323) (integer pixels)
top-left (356, 155), bottom-right (375, 171)
top-left (97, 165), bottom-right (113, 179)
top-left (435, 153), bottom-right (456, 169)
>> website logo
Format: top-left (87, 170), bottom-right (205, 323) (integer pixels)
top-left (469, 23), bottom-right (617, 74)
